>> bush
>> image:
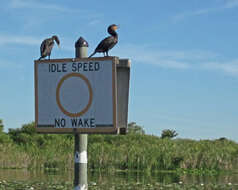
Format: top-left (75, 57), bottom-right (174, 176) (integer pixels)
top-left (0, 120), bottom-right (11, 144)
top-left (161, 129), bottom-right (178, 139)
top-left (0, 133), bottom-right (11, 144)
top-left (128, 122), bottom-right (145, 135)
top-left (8, 122), bottom-right (36, 145)
top-left (0, 119), bottom-right (4, 133)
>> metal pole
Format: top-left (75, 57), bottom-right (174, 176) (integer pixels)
top-left (74, 37), bottom-right (89, 190)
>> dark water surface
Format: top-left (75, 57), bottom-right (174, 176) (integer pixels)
top-left (0, 169), bottom-right (238, 189)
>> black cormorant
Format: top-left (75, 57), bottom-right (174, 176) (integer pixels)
top-left (38, 35), bottom-right (60, 60)
top-left (89, 24), bottom-right (119, 58)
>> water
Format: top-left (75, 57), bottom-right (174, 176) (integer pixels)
top-left (0, 169), bottom-right (237, 189)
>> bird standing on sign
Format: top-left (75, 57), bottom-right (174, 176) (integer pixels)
top-left (38, 35), bottom-right (60, 60)
top-left (89, 24), bottom-right (119, 58)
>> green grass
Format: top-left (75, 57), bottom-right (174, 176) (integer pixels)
top-left (0, 122), bottom-right (238, 173)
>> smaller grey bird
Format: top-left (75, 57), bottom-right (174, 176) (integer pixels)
top-left (38, 35), bottom-right (60, 60)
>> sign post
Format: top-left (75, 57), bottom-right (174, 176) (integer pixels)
top-left (75, 37), bottom-right (88, 190)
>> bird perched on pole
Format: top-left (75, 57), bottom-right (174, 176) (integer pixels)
top-left (38, 35), bottom-right (60, 60)
top-left (89, 24), bottom-right (119, 58)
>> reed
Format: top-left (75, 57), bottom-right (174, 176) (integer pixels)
top-left (0, 122), bottom-right (237, 173)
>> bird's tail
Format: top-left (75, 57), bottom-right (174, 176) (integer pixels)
top-left (88, 52), bottom-right (96, 58)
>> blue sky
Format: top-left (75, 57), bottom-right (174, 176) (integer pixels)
top-left (1, 0), bottom-right (238, 141)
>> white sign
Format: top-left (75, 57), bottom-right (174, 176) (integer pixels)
top-left (35, 57), bottom-right (118, 133)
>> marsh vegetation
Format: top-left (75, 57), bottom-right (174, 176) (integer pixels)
top-left (1, 121), bottom-right (238, 172)
top-left (0, 119), bottom-right (238, 189)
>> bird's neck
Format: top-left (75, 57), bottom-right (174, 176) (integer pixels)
top-left (109, 30), bottom-right (118, 37)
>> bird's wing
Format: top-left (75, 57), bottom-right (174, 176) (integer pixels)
top-left (40, 40), bottom-right (47, 56)
top-left (40, 38), bottom-right (54, 56)
top-left (95, 36), bottom-right (115, 52)
top-left (106, 37), bottom-right (117, 50)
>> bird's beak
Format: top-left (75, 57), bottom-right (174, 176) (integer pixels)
top-left (112, 25), bottom-right (119, 31)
